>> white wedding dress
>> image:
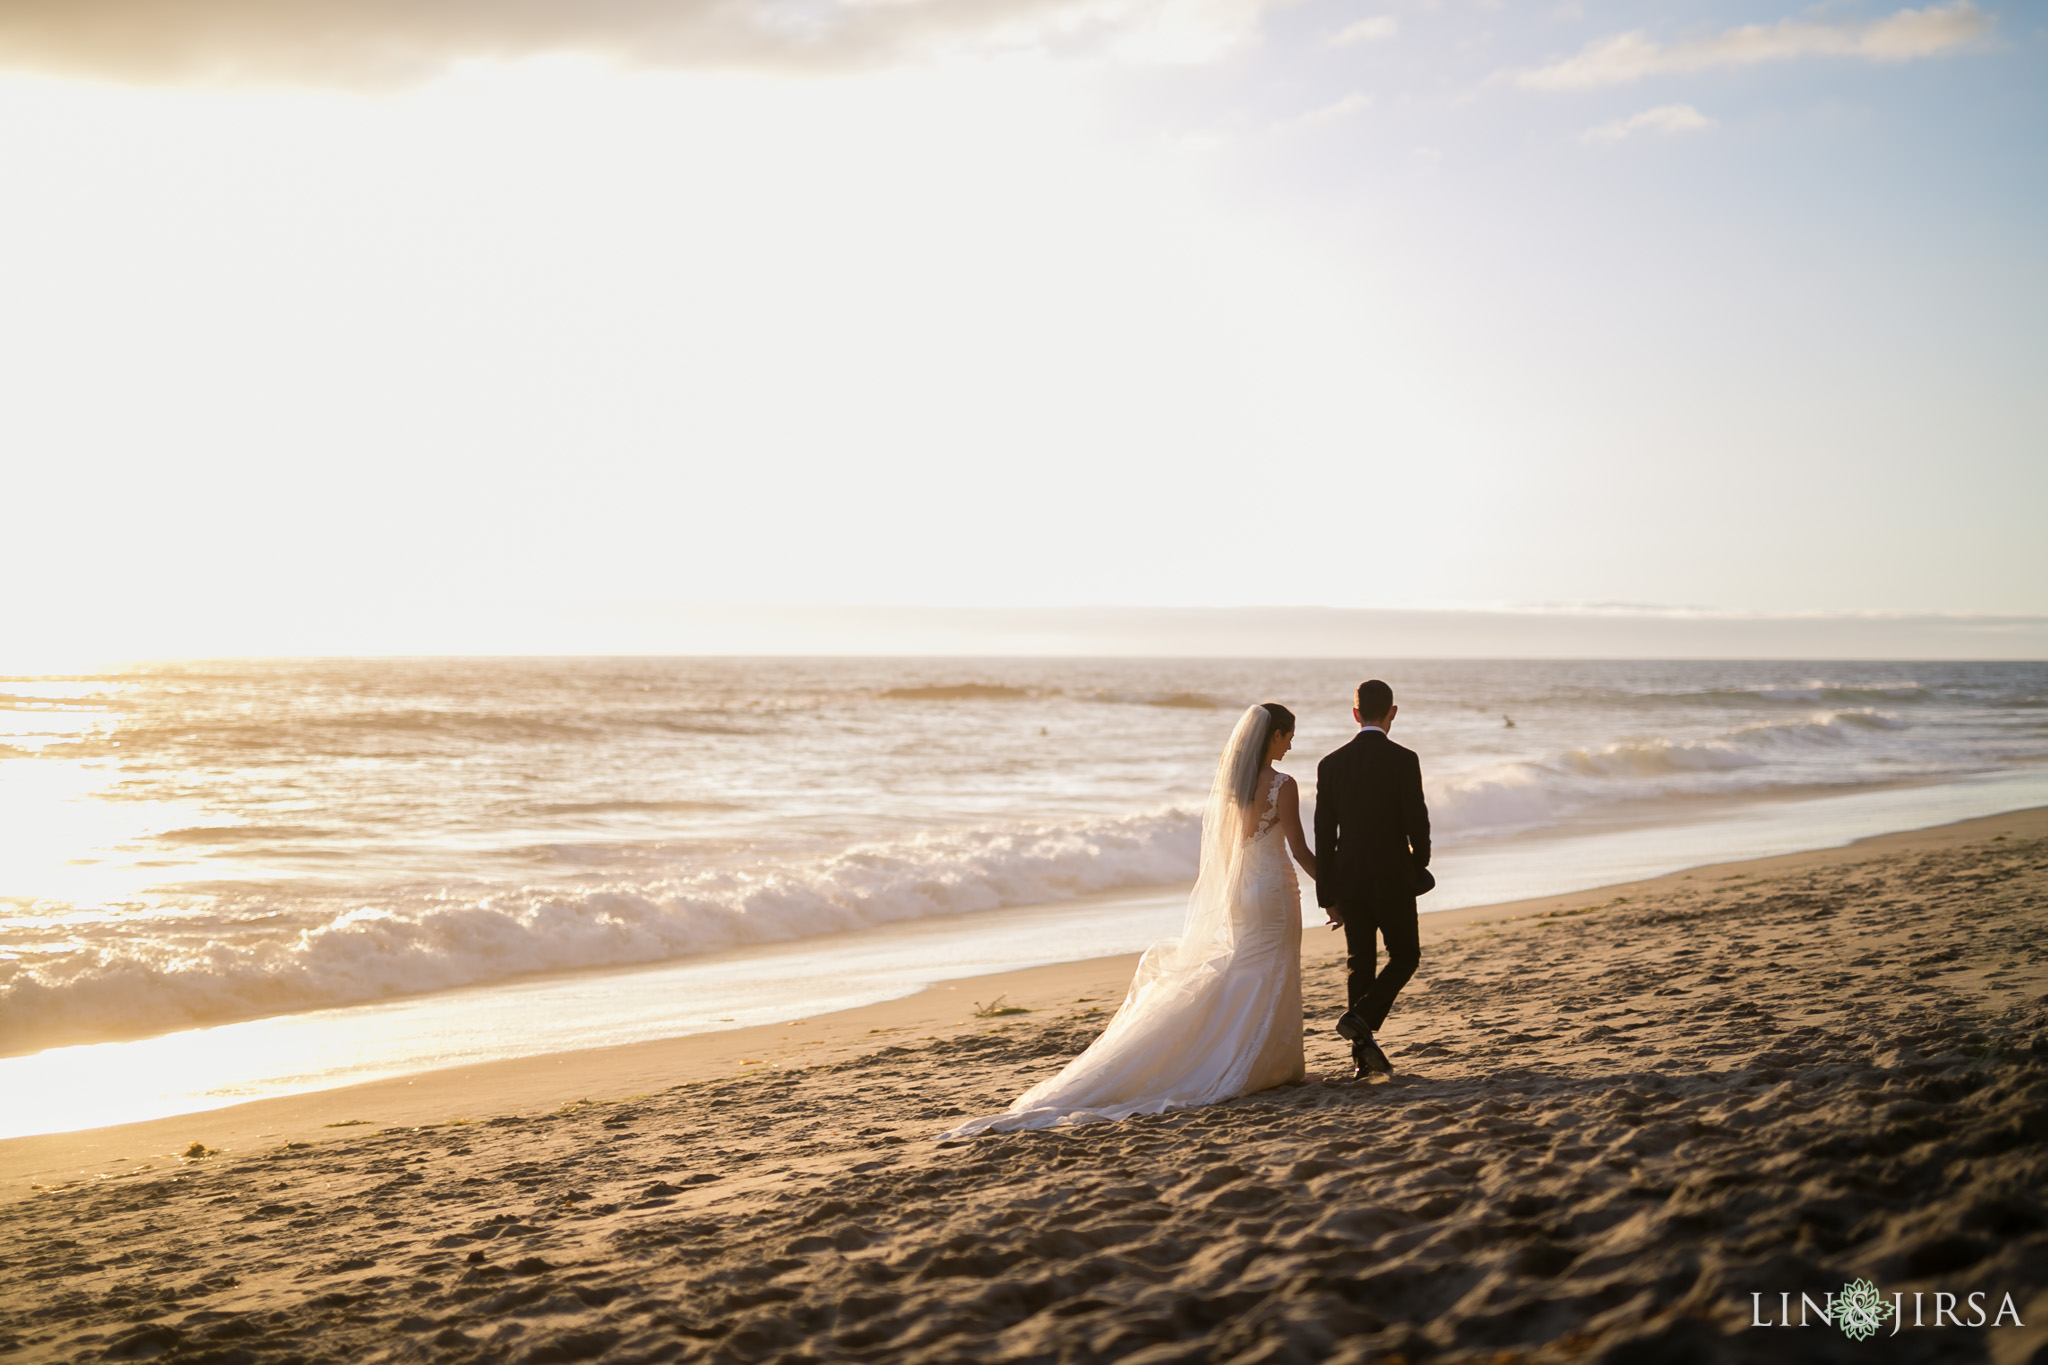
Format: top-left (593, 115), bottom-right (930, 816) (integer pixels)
top-left (942, 706), bottom-right (1305, 1137)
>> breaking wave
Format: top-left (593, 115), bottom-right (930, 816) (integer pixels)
top-left (0, 810), bottom-right (1201, 1055)
top-left (1431, 710), bottom-right (1911, 837)
top-left (1649, 682), bottom-right (1933, 707)
top-left (881, 683), bottom-right (1226, 709)
top-left (879, 684), bottom-right (1036, 702)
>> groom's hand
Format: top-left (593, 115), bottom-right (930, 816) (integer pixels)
top-left (1323, 908), bottom-right (1344, 930)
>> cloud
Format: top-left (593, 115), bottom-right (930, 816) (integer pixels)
top-left (1276, 90), bottom-right (1371, 130)
top-left (1581, 102), bottom-right (1716, 143)
top-left (1518, 1), bottom-right (1992, 91)
top-left (0, 0), bottom-right (1279, 86)
top-left (1329, 15), bottom-right (1398, 46)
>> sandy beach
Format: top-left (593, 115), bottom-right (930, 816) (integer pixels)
top-left (5, 808), bottom-right (2046, 1363)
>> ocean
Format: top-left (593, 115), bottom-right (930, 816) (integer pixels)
top-left (4, 657), bottom-right (2045, 1136)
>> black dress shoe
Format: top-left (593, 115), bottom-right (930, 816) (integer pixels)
top-left (1335, 1010), bottom-right (1367, 1044)
top-left (1354, 1032), bottom-right (1394, 1077)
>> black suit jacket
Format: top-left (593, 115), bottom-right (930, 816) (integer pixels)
top-left (1313, 730), bottom-right (1431, 908)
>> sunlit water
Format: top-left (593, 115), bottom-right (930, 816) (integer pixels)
top-left (4, 659), bottom-right (2044, 1137)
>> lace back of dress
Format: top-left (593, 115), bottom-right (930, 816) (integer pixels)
top-left (1251, 771), bottom-right (1284, 841)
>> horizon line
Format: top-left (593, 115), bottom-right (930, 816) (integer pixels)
top-left (6, 603), bottom-right (2046, 670)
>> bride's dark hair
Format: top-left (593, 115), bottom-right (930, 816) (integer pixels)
top-left (1230, 703), bottom-right (1297, 809)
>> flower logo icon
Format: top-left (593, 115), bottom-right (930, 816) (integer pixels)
top-left (1837, 1279), bottom-right (1888, 1341)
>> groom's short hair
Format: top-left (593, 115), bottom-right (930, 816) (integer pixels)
top-left (1356, 679), bottom-right (1394, 720)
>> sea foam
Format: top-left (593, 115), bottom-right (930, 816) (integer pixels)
top-left (1429, 710), bottom-right (1913, 837)
top-left (0, 810), bottom-right (1200, 1054)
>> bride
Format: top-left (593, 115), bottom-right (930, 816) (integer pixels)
top-left (943, 703), bottom-right (1319, 1137)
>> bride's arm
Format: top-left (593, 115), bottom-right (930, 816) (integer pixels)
top-left (1278, 777), bottom-right (1317, 881)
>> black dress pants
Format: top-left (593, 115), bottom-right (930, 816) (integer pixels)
top-left (1338, 892), bottom-right (1420, 1032)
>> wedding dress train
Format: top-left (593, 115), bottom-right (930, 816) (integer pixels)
top-left (942, 707), bottom-right (1304, 1137)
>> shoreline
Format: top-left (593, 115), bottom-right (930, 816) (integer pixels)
top-left (7, 803), bottom-right (2042, 1203)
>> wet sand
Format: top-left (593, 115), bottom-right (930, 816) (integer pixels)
top-left (4, 809), bottom-right (2046, 1363)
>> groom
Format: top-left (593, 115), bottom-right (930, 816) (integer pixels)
top-left (1315, 679), bottom-right (1432, 1079)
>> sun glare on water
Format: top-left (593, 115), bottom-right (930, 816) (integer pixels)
top-left (0, 681), bottom-right (218, 907)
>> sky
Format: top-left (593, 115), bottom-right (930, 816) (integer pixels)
top-left (0, 1), bottom-right (2043, 659)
